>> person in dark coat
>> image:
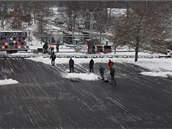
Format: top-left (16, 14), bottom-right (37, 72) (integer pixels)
top-left (110, 65), bottom-right (116, 85)
top-left (69, 58), bottom-right (74, 73)
top-left (92, 45), bottom-right (96, 54)
top-left (89, 59), bottom-right (94, 73)
top-left (99, 65), bottom-right (105, 80)
top-left (43, 43), bottom-right (48, 53)
top-left (56, 40), bottom-right (60, 52)
top-left (50, 52), bottom-right (56, 66)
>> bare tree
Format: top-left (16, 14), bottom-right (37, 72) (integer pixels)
top-left (114, 1), bottom-right (169, 61)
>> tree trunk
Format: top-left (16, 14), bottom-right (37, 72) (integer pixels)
top-left (1, 18), bottom-right (4, 28)
top-left (85, 12), bottom-right (90, 29)
top-left (107, 8), bottom-right (111, 31)
top-left (135, 38), bottom-right (139, 62)
top-left (68, 14), bottom-right (72, 31)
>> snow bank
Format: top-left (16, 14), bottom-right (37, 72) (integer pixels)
top-left (0, 79), bottom-right (19, 86)
top-left (141, 72), bottom-right (172, 78)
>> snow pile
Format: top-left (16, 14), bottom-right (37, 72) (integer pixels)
top-left (62, 73), bottom-right (99, 81)
top-left (0, 79), bottom-right (19, 86)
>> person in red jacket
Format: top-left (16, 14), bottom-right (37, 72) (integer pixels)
top-left (108, 60), bottom-right (114, 70)
top-left (108, 60), bottom-right (117, 86)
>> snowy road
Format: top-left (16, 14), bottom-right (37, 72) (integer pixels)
top-left (0, 58), bottom-right (172, 129)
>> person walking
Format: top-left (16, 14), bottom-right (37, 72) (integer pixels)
top-left (89, 58), bottom-right (94, 73)
top-left (50, 52), bottom-right (56, 66)
top-left (69, 58), bottom-right (74, 73)
top-left (99, 65), bottom-right (105, 80)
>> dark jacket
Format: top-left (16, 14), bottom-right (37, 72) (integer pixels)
top-left (89, 59), bottom-right (94, 67)
top-left (43, 43), bottom-right (48, 49)
top-left (99, 66), bottom-right (105, 74)
top-left (69, 58), bottom-right (74, 66)
top-left (110, 67), bottom-right (115, 77)
top-left (50, 53), bottom-right (56, 61)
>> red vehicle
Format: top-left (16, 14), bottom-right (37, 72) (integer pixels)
top-left (0, 30), bottom-right (28, 53)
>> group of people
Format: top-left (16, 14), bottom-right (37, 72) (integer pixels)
top-left (50, 53), bottom-right (116, 85)
top-left (69, 58), bottom-right (95, 73)
top-left (50, 56), bottom-right (96, 73)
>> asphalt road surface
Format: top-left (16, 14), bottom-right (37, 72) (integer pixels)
top-left (0, 58), bottom-right (172, 129)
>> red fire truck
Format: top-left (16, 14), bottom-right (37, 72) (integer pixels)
top-left (0, 30), bottom-right (28, 53)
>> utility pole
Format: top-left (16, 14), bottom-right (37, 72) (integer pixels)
top-left (28, 29), bottom-right (31, 45)
top-left (72, 18), bottom-right (74, 44)
top-left (39, 12), bottom-right (43, 44)
top-left (72, 12), bottom-right (75, 45)
top-left (90, 12), bottom-right (95, 54)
